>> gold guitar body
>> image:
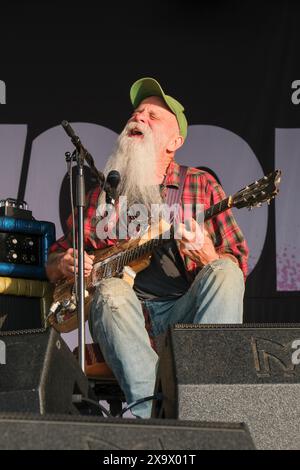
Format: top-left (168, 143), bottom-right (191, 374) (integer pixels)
top-left (48, 221), bottom-right (170, 333)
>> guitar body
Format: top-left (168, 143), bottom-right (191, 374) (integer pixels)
top-left (48, 233), bottom-right (156, 333)
top-left (48, 283), bottom-right (93, 333)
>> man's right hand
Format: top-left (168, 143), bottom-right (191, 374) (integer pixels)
top-left (46, 249), bottom-right (95, 283)
top-left (58, 248), bottom-right (95, 279)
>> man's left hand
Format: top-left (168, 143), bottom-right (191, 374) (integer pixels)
top-left (176, 219), bottom-right (219, 267)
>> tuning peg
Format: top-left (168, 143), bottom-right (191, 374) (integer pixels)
top-left (261, 191), bottom-right (266, 195)
top-left (256, 203), bottom-right (262, 207)
top-left (267, 199), bottom-right (271, 205)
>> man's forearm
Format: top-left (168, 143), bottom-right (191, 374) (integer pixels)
top-left (45, 252), bottom-right (65, 283)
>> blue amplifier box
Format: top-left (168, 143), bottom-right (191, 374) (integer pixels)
top-left (0, 217), bottom-right (56, 280)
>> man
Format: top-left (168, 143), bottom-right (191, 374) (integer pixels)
top-left (46, 77), bottom-right (248, 418)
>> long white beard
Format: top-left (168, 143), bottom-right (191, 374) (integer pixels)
top-left (102, 122), bottom-right (163, 211)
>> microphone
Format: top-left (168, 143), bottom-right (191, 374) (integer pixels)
top-left (61, 120), bottom-right (77, 139)
top-left (105, 170), bottom-right (120, 204)
top-left (61, 120), bottom-right (82, 152)
top-left (61, 120), bottom-right (105, 186)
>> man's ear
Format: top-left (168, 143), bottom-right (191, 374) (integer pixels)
top-left (166, 135), bottom-right (184, 153)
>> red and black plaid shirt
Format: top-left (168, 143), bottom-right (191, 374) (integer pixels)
top-left (49, 160), bottom-right (249, 278)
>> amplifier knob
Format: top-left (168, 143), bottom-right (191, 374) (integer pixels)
top-left (6, 236), bottom-right (18, 248)
top-left (23, 237), bottom-right (35, 248)
top-left (7, 250), bottom-right (18, 262)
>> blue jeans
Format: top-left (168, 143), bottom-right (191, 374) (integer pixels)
top-left (88, 258), bottom-right (245, 418)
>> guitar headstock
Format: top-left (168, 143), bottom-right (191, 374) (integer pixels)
top-left (232, 170), bottom-right (281, 209)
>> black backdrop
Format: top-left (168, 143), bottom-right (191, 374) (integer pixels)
top-left (1, 0), bottom-right (299, 323)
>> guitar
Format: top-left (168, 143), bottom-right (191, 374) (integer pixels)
top-left (48, 170), bottom-right (281, 333)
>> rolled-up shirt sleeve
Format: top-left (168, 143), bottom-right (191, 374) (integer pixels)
top-left (204, 178), bottom-right (249, 279)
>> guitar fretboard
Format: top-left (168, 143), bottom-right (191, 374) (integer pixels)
top-left (204, 197), bottom-right (230, 221)
top-left (119, 236), bottom-right (162, 266)
top-left (89, 196), bottom-right (232, 285)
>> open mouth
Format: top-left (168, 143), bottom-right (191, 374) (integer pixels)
top-left (129, 128), bottom-right (144, 138)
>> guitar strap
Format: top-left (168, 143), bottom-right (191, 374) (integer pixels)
top-left (164, 164), bottom-right (194, 285)
top-left (165, 165), bottom-right (188, 208)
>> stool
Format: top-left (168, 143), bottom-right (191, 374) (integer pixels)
top-left (73, 343), bottom-right (125, 416)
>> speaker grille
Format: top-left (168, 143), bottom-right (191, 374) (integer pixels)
top-left (0, 295), bottom-right (46, 334)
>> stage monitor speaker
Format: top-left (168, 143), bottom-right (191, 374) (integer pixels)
top-left (153, 323), bottom-right (300, 450)
top-left (0, 329), bottom-right (89, 414)
top-left (0, 277), bottom-right (53, 334)
top-left (0, 413), bottom-right (255, 450)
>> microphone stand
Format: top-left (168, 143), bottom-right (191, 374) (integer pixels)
top-left (62, 121), bottom-right (105, 374)
top-left (75, 148), bottom-right (86, 374)
top-left (65, 148), bottom-right (86, 373)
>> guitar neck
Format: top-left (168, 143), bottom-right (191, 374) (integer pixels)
top-left (122, 196), bottom-right (232, 259)
top-left (92, 195), bottom-right (233, 282)
top-left (204, 196), bottom-right (231, 221)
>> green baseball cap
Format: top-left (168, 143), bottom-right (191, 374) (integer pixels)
top-left (130, 77), bottom-right (188, 139)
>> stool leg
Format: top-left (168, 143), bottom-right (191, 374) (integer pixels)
top-left (107, 398), bottom-right (123, 417)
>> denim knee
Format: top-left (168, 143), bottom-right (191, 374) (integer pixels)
top-left (196, 258), bottom-right (244, 289)
top-left (89, 277), bottom-right (144, 335)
